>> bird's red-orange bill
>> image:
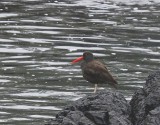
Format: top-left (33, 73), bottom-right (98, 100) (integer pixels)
top-left (71, 56), bottom-right (83, 64)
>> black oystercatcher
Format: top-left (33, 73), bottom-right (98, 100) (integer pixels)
top-left (71, 51), bottom-right (117, 93)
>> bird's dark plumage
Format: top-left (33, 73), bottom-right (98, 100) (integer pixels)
top-left (81, 60), bottom-right (117, 88)
top-left (71, 51), bottom-right (117, 92)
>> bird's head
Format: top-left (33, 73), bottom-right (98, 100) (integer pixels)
top-left (71, 51), bottom-right (94, 64)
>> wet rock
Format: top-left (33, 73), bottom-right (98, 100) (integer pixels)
top-left (54, 90), bottom-right (132, 125)
top-left (45, 71), bottom-right (160, 125)
top-left (144, 106), bottom-right (160, 125)
top-left (130, 71), bottom-right (160, 125)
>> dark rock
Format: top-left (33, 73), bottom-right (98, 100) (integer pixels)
top-left (144, 106), bottom-right (160, 125)
top-left (130, 71), bottom-right (160, 125)
top-left (55, 90), bottom-right (132, 125)
top-left (129, 88), bottom-right (146, 125)
top-left (144, 71), bottom-right (160, 95)
top-left (45, 71), bottom-right (160, 125)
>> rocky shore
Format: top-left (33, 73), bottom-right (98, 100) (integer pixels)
top-left (45, 71), bottom-right (160, 125)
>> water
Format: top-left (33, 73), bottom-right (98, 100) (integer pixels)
top-left (0, 0), bottom-right (160, 124)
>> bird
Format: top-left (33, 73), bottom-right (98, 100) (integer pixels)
top-left (71, 51), bottom-right (117, 93)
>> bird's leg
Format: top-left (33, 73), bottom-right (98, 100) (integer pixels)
top-left (93, 84), bottom-right (98, 93)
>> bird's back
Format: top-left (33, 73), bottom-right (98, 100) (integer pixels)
top-left (81, 60), bottom-right (117, 88)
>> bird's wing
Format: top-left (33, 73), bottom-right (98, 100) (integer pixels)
top-left (90, 60), bottom-right (109, 72)
top-left (88, 60), bottom-right (118, 84)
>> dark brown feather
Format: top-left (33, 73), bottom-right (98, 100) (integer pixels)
top-left (81, 60), bottom-right (117, 88)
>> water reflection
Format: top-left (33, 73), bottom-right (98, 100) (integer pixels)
top-left (0, 0), bottom-right (160, 124)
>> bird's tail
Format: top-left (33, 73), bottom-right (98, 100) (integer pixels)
top-left (111, 79), bottom-right (118, 89)
top-left (113, 82), bottom-right (118, 89)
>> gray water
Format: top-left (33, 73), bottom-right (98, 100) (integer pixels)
top-left (0, 0), bottom-right (160, 124)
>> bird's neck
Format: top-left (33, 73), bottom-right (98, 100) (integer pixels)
top-left (85, 57), bottom-right (94, 62)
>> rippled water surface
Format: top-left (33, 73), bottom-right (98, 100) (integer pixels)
top-left (0, 0), bottom-right (160, 124)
